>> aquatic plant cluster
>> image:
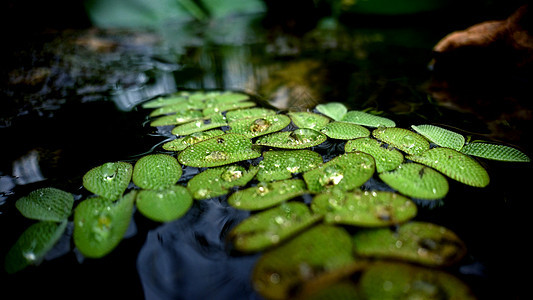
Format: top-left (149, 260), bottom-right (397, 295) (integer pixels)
top-left (5, 90), bottom-right (530, 299)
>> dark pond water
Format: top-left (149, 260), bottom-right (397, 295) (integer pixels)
top-left (1, 3), bottom-right (532, 299)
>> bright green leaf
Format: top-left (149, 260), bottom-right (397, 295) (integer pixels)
top-left (202, 101), bottom-right (256, 116)
top-left (226, 107), bottom-right (277, 123)
top-left (289, 111), bottom-right (330, 130)
top-left (187, 164), bottom-right (258, 199)
top-left (315, 102), bottom-right (348, 121)
top-left (341, 111), bottom-right (395, 127)
top-left (255, 128), bottom-right (328, 149)
top-left (227, 114), bottom-right (291, 138)
top-left (83, 162), bottom-right (133, 201)
top-left (136, 185), bottom-right (192, 222)
top-left (15, 188), bottom-right (74, 222)
top-left (132, 154), bottom-right (182, 189)
top-left (411, 124), bottom-right (465, 151)
top-left (379, 163), bottom-right (449, 199)
top-left (162, 129), bottom-right (225, 151)
top-left (142, 95), bottom-right (187, 109)
top-left (256, 150), bottom-right (323, 182)
top-left (344, 137), bottom-right (403, 173)
top-left (150, 110), bottom-right (204, 127)
top-left (228, 179), bottom-right (307, 210)
top-left (171, 114), bottom-right (227, 136)
top-left (461, 142), bottom-right (531, 162)
top-left (372, 127), bottom-right (429, 155)
top-left (320, 121), bottom-right (370, 140)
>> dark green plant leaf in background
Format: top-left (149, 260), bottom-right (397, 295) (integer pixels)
top-left (136, 185), bottom-right (193, 222)
top-left (142, 95), bottom-right (187, 109)
top-left (320, 121), bottom-right (370, 140)
top-left (299, 281), bottom-right (360, 300)
top-left (256, 150), bottom-right (323, 182)
top-left (372, 127), bottom-right (429, 155)
top-left (315, 102), bottom-right (348, 121)
top-left (379, 163), bottom-right (449, 199)
top-left (358, 261), bottom-right (476, 300)
top-left (83, 162), bottom-right (133, 201)
top-left (132, 154), bottom-right (182, 189)
top-left (150, 110), bottom-right (204, 127)
top-left (303, 152), bottom-right (375, 193)
top-left (15, 187), bottom-right (74, 222)
top-left (461, 142), bottom-right (531, 162)
top-left (162, 129), bottom-right (225, 151)
top-left (353, 221), bottom-right (467, 267)
top-left (202, 101), bottom-right (256, 116)
top-left (73, 191), bottom-right (136, 258)
top-left (4, 221), bottom-right (67, 274)
top-left (225, 107), bottom-right (277, 122)
top-left (344, 137), bottom-right (404, 173)
top-left (187, 164), bottom-right (258, 199)
top-left (228, 179), bottom-right (307, 210)
top-left (178, 133), bottom-right (261, 167)
top-left (289, 111), bottom-right (330, 130)
top-left (207, 91), bottom-right (249, 104)
top-left (407, 147), bottom-right (490, 187)
top-left (149, 100), bottom-right (205, 117)
top-left (171, 113), bottom-right (227, 136)
top-left (341, 111), bottom-right (396, 127)
top-left (311, 190), bottom-right (417, 227)
top-left (228, 202), bottom-right (321, 252)
top-left (227, 114), bottom-right (291, 138)
top-left (255, 128), bottom-right (328, 149)
top-left (411, 124), bottom-right (465, 151)
top-left (252, 224), bottom-right (356, 300)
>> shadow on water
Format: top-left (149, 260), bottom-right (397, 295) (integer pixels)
top-left (1, 1), bottom-right (532, 299)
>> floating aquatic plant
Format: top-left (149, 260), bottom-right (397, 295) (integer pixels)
top-left (315, 102), bottom-right (348, 121)
top-left (344, 137), bottom-right (404, 173)
top-left (228, 179), bottom-right (307, 210)
top-left (83, 161), bottom-right (132, 201)
top-left (372, 127), bottom-right (429, 155)
top-left (227, 114), bottom-right (291, 138)
top-left (289, 111), bottom-right (330, 130)
top-left (202, 101), bottom-right (256, 116)
top-left (187, 164), bottom-right (258, 200)
top-left (136, 185), bottom-right (192, 222)
top-left (142, 95), bottom-right (187, 109)
top-left (149, 110), bottom-right (204, 127)
top-left (171, 113), bottom-right (227, 136)
top-left (15, 187), bottom-right (74, 222)
top-left (256, 150), bottom-right (323, 182)
top-left (163, 129), bottom-right (225, 152)
top-left (255, 128), bottom-right (327, 149)
top-left (461, 142), bottom-right (531, 162)
top-left (225, 107), bottom-right (277, 123)
top-left (411, 124), bottom-right (465, 151)
top-left (320, 121), bottom-right (370, 140)
top-left (150, 100), bottom-right (205, 117)
top-left (341, 110), bottom-right (396, 127)
top-left (132, 154), bottom-right (182, 189)
top-left (379, 163), bottom-right (449, 200)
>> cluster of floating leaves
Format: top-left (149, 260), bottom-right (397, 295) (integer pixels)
top-left (6, 91), bottom-right (531, 299)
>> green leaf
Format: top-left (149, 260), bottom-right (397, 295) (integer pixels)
top-left (149, 100), bottom-right (205, 117)
top-left (227, 114), bottom-right (291, 138)
top-left (178, 133), bottom-right (261, 168)
top-left (315, 102), bottom-right (348, 121)
top-left (225, 107), bottom-right (277, 122)
top-left (358, 261), bottom-right (476, 300)
top-left (187, 164), bottom-right (258, 199)
top-left (407, 147), bottom-right (490, 187)
top-left (341, 111), bottom-right (396, 127)
top-left (320, 121), bottom-right (370, 140)
top-left (460, 142), bottom-right (531, 162)
top-left (378, 163), bottom-right (449, 200)
top-left (171, 114), bottom-right (227, 136)
top-left (353, 221), bottom-right (467, 267)
top-left (149, 110), bottom-right (204, 127)
top-left (255, 128), bottom-right (328, 149)
top-left (73, 191), bottom-right (136, 258)
top-left (4, 221), bottom-right (67, 274)
top-left (303, 152), bottom-right (375, 193)
top-left (142, 95), bottom-right (187, 109)
top-left (311, 190), bottom-right (417, 227)
top-left (228, 202), bottom-right (321, 252)
top-left (289, 111), bottom-right (330, 130)
top-left (252, 224), bottom-right (356, 300)
top-left (162, 129), bottom-right (225, 151)
top-left (372, 127), bottom-right (429, 155)
top-left (228, 179), bottom-right (307, 210)
top-left (202, 101), bottom-right (256, 116)
top-left (136, 185), bottom-right (192, 222)
top-left (83, 162), bottom-right (133, 201)
top-left (132, 154), bottom-right (182, 189)
top-left (411, 124), bottom-right (465, 151)
top-left (15, 188), bottom-right (74, 222)
top-left (256, 150), bottom-right (323, 182)
top-left (344, 137), bottom-right (404, 173)
top-left (208, 91), bottom-right (249, 104)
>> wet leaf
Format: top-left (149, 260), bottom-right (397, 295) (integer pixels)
top-left (303, 152), bottom-right (375, 193)
top-left (407, 147), bottom-right (490, 187)
top-left (225, 107), bottom-right (277, 122)
top-left (379, 163), bottom-right (449, 200)
top-left (15, 187), bottom-right (74, 222)
top-left (73, 191), bottom-right (136, 258)
top-left (315, 102), bottom-right (348, 121)
top-left (228, 202), bottom-right (321, 252)
top-left (132, 154), bottom-right (182, 189)
top-left (300, 281), bottom-right (360, 300)
top-left (344, 137), bottom-right (403, 173)
top-left (202, 101), bottom-right (256, 116)
top-left (372, 127), bottom-right (429, 155)
top-left (171, 114), bottom-right (227, 136)
top-left (252, 224), bottom-right (356, 300)
top-left (227, 114), bottom-right (291, 138)
top-left (136, 185), bottom-right (192, 222)
top-left (228, 179), bottom-right (307, 210)
top-left (255, 128), bottom-right (328, 149)
top-left (320, 121), bottom-right (370, 140)
top-left (358, 261), bottom-right (476, 300)
top-left (311, 190), bottom-right (417, 227)
top-left (178, 133), bottom-right (261, 167)
top-left (4, 221), bottom-right (68, 274)
top-left (83, 162), bottom-right (133, 201)
top-left (162, 129), bottom-right (225, 151)
top-left (461, 142), bottom-right (531, 162)
top-left (289, 111), bottom-right (330, 130)
top-left (208, 91), bottom-right (249, 104)
top-left (142, 95), bottom-right (187, 109)
top-left (341, 111), bottom-right (395, 127)
top-left (149, 110), bottom-right (204, 127)
top-left (256, 150), bottom-right (323, 182)
top-left (187, 164), bottom-right (258, 200)
top-left (149, 100), bottom-right (205, 117)
top-left (353, 221), bottom-right (467, 267)
top-left (411, 124), bottom-right (465, 151)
